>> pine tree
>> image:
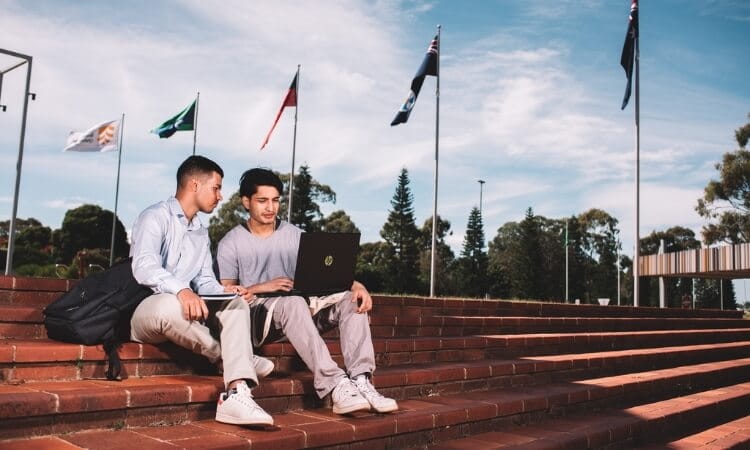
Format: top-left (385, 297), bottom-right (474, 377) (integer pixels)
top-left (278, 164), bottom-right (336, 231)
top-left (511, 207), bottom-right (543, 299)
top-left (380, 168), bottom-right (420, 293)
top-left (455, 207), bottom-right (489, 297)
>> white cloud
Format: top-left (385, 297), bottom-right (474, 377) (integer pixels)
top-left (43, 197), bottom-right (90, 210)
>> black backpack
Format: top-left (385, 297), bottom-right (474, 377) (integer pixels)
top-left (43, 259), bottom-right (152, 380)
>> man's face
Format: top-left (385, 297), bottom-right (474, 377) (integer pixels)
top-left (242, 185), bottom-right (280, 225)
top-left (194, 171), bottom-right (223, 214)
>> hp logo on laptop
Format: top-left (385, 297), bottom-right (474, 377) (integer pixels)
top-left (324, 255), bottom-right (334, 266)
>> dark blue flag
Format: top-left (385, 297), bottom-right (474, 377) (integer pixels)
top-left (391, 34), bottom-right (439, 126)
top-left (620, 0), bottom-right (638, 110)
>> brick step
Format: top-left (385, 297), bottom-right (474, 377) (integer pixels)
top-left (374, 296), bottom-right (743, 319)
top-left (639, 414), bottom-right (750, 449)
top-left (425, 383), bottom-right (750, 449)
top-left (4, 332), bottom-right (750, 383)
top-left (2, 351), bottom-right (750, 440)
top-left (2, 368), bottom-right (749, 449)
top-left (6, 309), bottom-right (748, 340)
top-left (371, 316), bottom-right (750, 338)
top-left (1, 274), bottom-right (741, 320)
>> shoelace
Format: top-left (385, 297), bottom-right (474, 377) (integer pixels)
top-left (355, 378), bottom-right (384, 399)
top-left (334, 380), bottom-right (360, 400)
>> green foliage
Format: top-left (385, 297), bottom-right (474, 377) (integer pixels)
top-left (279, 164), bottom-right (336, 231)
top-left (418, 215), bottom-right (454, 295)
top-left (453, 208), bottom-right (489, 297)
top-left (380, 168), bottom-right (420, 293)
top-left (53, 204), bottom-right (129, 264)
top-left (355, 241), bottom-right (393, 293)
top-left (696, 114), bottom-right (750, 244)
top-left (320, 210), bottom-right (360, 234)
top-left (208, 191), bottom-right (246, 252)
top-left (694, 278), bottom-right (737, 310)
top-left (510, 208), bottom-right (544, 299)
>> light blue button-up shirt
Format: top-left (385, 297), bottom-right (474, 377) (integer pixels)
top-left (130, 196), bottom-right (224, 296)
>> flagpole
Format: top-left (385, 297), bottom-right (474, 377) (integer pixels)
top-left (633, 20), bottom-right (640, 307)
top-left (429, 25), bottom-right (441, 298)
top-left (565, 219), bottom-right (569, 303)
top-left (288, 65), bottom-right (300, 224)
top-left (3, 50), bottom-right (32, 276)
top-left (109, 114), bottom-right (125, 267)
top-left (192, 91), bottom-right (199, 155)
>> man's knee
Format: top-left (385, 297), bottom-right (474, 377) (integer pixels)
top-left (275, 296), bottom-right (311, 322)
top-left (131, 293), bottom-right (185, 338)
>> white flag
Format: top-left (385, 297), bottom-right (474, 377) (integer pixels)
top-left (63, 119), bottom-right (120, 152)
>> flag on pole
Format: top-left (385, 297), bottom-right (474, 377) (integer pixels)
top-left (260, 73), bottom-right (298, 150)
top-left (391, 34), bottom-right (439, 126)
top-left (620, 0), bottom-right (638, 110)
top-left (63, 119), bottom-right (120, 152)
top-left (151, 98), bottom-right (197, 138)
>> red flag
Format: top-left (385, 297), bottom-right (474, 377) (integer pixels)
top-left (260, 73), bottom-right (298, 150)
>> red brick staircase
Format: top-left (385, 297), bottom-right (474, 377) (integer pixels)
top-left (0, 275), bottom-right (748, 449)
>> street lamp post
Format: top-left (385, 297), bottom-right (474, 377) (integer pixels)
top-left (478, 179), bottom-right (485, 215)
top-left (1, 48), bottom-right (34, 276)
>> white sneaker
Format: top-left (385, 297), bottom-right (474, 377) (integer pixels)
top-left (331, 377), bottom-right (371, 414)
top-left (215, 382), bottom-right (274, 425)
top-left (254, 355), bottom-right (274, 379)
top-left (353, 375), bottom-right (398, 413)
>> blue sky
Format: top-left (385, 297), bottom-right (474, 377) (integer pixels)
top-left (1, 0), bottom-right (749, 295)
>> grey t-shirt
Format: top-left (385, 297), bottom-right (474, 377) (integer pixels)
top-left (216, 221), bottom-right (302, 285)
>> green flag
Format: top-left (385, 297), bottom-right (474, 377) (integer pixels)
top-left (151, 99), bottom-right (196, 138)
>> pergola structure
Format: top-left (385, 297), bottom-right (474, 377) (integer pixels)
top-left (639, 242), bottom-right (750, 279)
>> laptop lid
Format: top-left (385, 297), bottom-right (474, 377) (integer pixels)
top-left (292, 232), bottom-right (360, 295)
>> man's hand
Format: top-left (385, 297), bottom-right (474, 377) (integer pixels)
top-left (223, 284), bottom-right (254, 302)
top-left (176, 288), bottom-right (208, 321)
top-left (252, 277), bottom-right (294, 294)
top-left (351, 280), bottom-right (372, 314)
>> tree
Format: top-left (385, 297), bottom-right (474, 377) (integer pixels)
top-left (695, 278), bottom-right (737, 310)
top-left (208, 192), bottom-right (247, 252)
top-left (696, 114), bottom-right (750, 244)
top-left (279, 164), bottom-right (336, 231)
top-left (418, 215), bottom-right (454, 295)
top-left (320, 210), bottom-right (360, 234)
top-left (579, 209), bottom-right (621, 303)
top-left (510, 208), bottom-right (544, 299)
top-left (355, 242), bottom-right (394, 293)
top-left (380, 168), bottom-right (420, 293)
top-left (487, 221), bottom-right (519, 299)
top-left (454, 207), bottom-right (489, 297)
top-left (53, 204), bottom-right (129, 264)
top-left (0, 217), bottom-right (54, 273)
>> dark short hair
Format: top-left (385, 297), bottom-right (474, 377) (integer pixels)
top-left (176, 155), bottom-right (224, 187)
top-left (239, 168), bottom-right (283, 198)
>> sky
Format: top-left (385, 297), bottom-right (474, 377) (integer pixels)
top-left (1, 0), bottom-right (749, 296)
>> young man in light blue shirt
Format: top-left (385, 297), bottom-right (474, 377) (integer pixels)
top-left (129, 156), bottom-right (274, 426)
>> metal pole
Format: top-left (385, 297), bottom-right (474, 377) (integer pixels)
top-left (632, 25), bottom-right (640, 307)
top-left (659, 239), bottom-right (665, 308)
top-left (720, 279), bottom-right (724, 310)
top-left (109, 114), bottom-right (125, 267)
top-left (616, 244), bottom-right (621, 306)
top-left (429, 25), bottom-right (441, 298)
top-left (565, 219), bottom-right (569, 303)
top-left (288, 65), bottom-right (300, 224)
top-left (3, 50), bottom-right (32, 276)
top-left (192, 91), bottom-right (199, 155)
top-left (478, 179), bottom-right (485, 215)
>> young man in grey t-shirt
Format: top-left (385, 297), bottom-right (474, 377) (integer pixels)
top-left (217, 168), bottom-right (397, 415)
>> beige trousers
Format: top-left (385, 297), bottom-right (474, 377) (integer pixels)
top-left (130, 293), bottom-right (257, 388)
